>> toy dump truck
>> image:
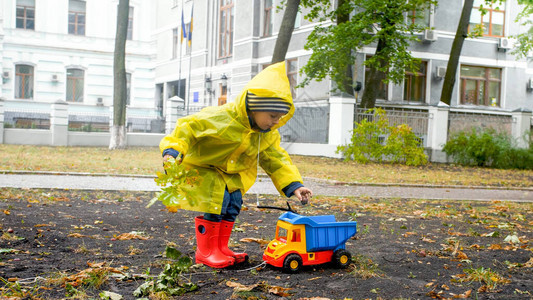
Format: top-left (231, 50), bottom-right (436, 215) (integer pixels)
top-left (263, 211), bottom-right (357, 273)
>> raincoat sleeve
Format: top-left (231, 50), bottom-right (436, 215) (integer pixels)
top-left (159, 114), bottom-right (216, 156)
top-left (259, 132), bottom-right (303, 195)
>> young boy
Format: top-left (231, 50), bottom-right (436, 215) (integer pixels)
top-left (160, 62), bottom-right (312, 268)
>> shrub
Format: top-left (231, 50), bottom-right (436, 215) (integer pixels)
top-left (443, 128), bottom-right (533, 169)
top-left (337, 108), bottom-right (428, 166)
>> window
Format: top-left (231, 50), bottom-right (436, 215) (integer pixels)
top-left (15, 64), bottom-right (34, 99)
top-left (172, 28), bottom-right (179, 59)
top-left (263, 0), bottom-right (273, 37)
top-left (469, 0), bottom-right (505, 37)
top-left (126, 73), bottom-right (131, 105)
top-left (69, 0), bottom-right (86, 35)
top-left (127, 6), bottom-right (134, 40)
top-left (66, 68), bottom-right (84, 102)
top-left (460, 65), bottom-right (501, 107)
top-left (294, 11), bottom-right (301, 29)
top-left (287, 58), bottom-right (298, 98)
top-left (219, 0), bottom-right (234, 58)
top-left (364, 56), bottom-right (388, 100)
top-left (16, 0), bottom-right (35, 30)
top-left (407, 9), bottom-right (430, 27)
top-left (404, 61), bottom-right (427, 102)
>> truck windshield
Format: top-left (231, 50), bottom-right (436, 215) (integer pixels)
top-left (276, 227), bottom-right (288, 243)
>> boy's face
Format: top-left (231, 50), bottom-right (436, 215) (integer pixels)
top-left (250, 111), bottom-right (285, 131)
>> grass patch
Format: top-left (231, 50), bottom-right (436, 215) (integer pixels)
top-left (1, 145), bottom-right (532, 187)
top-left (349, 254), bottom-right (383, 279)
top-left (452, 267), bottom-right (510, 292)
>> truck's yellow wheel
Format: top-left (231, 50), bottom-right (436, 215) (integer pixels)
top-left (283, 254), bottom-right (303, 273)
top-left (333, 249), bottom-right (352, 268)
top-left (339, 255), bottom-right (349, 264)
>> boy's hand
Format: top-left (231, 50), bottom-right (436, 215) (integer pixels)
top-left (293, 187), bottom-right (312, 205)
top-left (163, 155), bottom-right (183, 163)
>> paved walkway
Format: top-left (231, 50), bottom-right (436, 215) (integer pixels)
top-left (0, 172), bottom-right (531, 202)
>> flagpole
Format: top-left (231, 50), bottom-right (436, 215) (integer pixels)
top-left (177, 0), bottom-right (184, 108)
top-left (186, 4), bottom-right (193, 115)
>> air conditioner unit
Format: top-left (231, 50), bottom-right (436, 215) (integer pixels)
top-left (422, 29), bottom-right (437, 42)
top-left (527, 78), bottom-right (533, 91)
top-left (2, 71), bottom-right (10, 79)
top-left (96, 97), bottom-right (104, 106)
top-left (435, 66), bottom-right (446, 79)
top-left (51, 74), bottom-right (59, 82)
top-left (498, 37), bottom-right (512, 50)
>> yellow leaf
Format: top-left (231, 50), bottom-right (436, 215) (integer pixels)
top-left (167, 206), bottom-right (179, 213)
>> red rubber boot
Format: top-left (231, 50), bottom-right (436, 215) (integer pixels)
top-left (219, 220), bottom-right (249, 264)
top-left (194, 216), bottom-right (235, 268)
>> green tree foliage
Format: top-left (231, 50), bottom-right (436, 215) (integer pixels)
top-left (443, 128), bottom-right (533, 169)
top-left (299, 0), bottom-right (437, 108)
top-left (511, 0), bottom-right (533, 59)
top-left (337, 108), bottom-right (428, 166)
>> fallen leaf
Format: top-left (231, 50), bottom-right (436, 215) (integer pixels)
top-left (451, 289), bottom-right (472, 298)
top-left (456, 251), bottom-right (468, 260)
top-left (422, 237), bottom-right (436, 243)
top-left (226, 281), bottom-right (258, 292)
top-left (239, 237), bottom-right (270, 245)
top-left (268, 285), bottom-right (292, 297)
top-left (115, 231), bottom-right (149, 240)
top-left (488, 244), bottom-right (502, 250)
top-left (68, 233), bottom-right (90, 238)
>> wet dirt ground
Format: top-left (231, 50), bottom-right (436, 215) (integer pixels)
top-left (1, 188), bottom-right (532, 299)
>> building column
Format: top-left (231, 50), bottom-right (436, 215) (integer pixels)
top-left (0, 97), bottom-right (4, 144)
top-left (512, 108), bottom-right (532, 149)
top-left (328, 94), bottom-right (356, 146)
top-left (165, 96), bottom-right (182, 134)
top-left (427, 102), bottom-right (450, 163)
top-left (50, 100), bottom-right (69, 146)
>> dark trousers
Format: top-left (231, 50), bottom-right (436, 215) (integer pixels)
top-left (204, 187), bottom-right (242, 222)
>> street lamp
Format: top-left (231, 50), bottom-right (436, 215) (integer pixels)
top-left (221, 74), bottom-right (228, 88)
top-left (205, 77), bottom-right (214, 94)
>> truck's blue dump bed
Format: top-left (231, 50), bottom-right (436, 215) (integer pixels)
top-left (279, 212), bottom-right (357, 252)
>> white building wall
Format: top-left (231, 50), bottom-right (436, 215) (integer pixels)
top-left (1, 0), bottom-right (155, 114)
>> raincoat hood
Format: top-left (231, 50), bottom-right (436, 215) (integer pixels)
top-left (234, 62), bottom-right (295, 131)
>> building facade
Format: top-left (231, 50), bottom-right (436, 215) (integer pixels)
top-left (1, 0), bottom-right (157, 131)
top-left (1, 0), bottom-right (532, 143)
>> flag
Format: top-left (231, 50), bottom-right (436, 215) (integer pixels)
top-left (181, 8), bottom-right (187, 44)
top-left (187, 5), bottom-right (193, 47)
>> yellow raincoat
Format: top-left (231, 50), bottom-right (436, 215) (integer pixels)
top-left (159, 62), bottom-right (303, 214)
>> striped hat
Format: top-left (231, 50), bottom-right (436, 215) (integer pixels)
top-left (246, 92), bottom-right (291, 114)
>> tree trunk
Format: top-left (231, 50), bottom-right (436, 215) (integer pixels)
top-left (336, 0), bottom-right (354, 96)
top-left (360, 38), bottom-right (387, 109)
top-left (440, 0), bottom-right (474, 105)
top-left (110, 0), bottom-right (129, 150)
top-left (271, 0), bottom-right (301, 64)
